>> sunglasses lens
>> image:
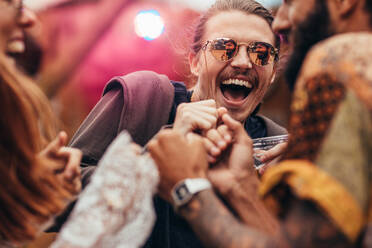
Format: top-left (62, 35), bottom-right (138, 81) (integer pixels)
top-left (210, 39), bottom-right (237, 62)
top-left (208, 39), bottom-right (277, 65)
top-left (249, 42), bottom-right (274, 66)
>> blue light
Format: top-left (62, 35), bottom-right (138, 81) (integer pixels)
top-left (134, 10), bottom-right (165, 41)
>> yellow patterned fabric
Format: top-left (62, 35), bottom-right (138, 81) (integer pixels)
top-left (297, 33), bottom-right (372, 113)
top-left (260, 160), bottom-right (364, 242)
top-left (261, 33), bottom-right (372, 242)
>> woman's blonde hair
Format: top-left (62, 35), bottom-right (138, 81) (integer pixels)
top-left (0, 56), bottom-right (72, 242)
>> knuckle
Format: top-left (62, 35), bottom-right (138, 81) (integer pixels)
top-left (203, 137), bottom-right (211, 146)
top-left (204, 122), bottom-right (212, 129)
top-left (147, 140), bottom-right (157, 151)
top-left (208, 128), bottom-right (217, 135)
top-left (161, 129), bottom-right (176, 139)
top-left (76, 149), bottom-right (83, 157)
top-left (207, 99), bottom-right (216, 106)
top-left (209, 115), bottom-right (217, 123)
top-left (208, 129), bottom-right (218, 136)
top-left (176, 103), bottom-right (188, 114)
top-left (183, 112), bottom-right (193, 119)
top-left (178, 102), bottom-right (187, 110)
top-left (219, 126), bottom-right (228, 133)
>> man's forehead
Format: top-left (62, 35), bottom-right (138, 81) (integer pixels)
top-left (205, 11), bottom-right (275, 45)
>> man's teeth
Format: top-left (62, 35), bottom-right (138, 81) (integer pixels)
top-left (221, 79), bottom-right (252, 88)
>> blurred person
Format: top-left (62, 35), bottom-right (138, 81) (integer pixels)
top-left (63, 0), bottom-right (287, 247)
top-left (0, 0), bottom-right (36, 64)
top-left (1, 0), bottom-right (136, 99)
top-left (147, 0), bottom-right (372, 247)
top-left (0, 54), bottom-right (159, 248)
top-left (0, 53), bottom-right (81, 245)
top-left (0, 1), bottom-right (159, 247)
top-left (0, 6), bottom-right (80, 246)
top-left (274, 0), bottom-right (372, 246)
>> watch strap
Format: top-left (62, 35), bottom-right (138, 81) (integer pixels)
top-left (171, 178), bottom-right (211, 209)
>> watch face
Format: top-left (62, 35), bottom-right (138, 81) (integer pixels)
top-left (172, 179), bottom-right (211, 208)
top-left (175, 184), bottom-right (190, 201)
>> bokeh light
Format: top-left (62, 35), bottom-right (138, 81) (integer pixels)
top-left (134, 10), bottom-right (165, 41)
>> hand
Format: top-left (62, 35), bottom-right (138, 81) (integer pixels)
top-left (148, 130), bottom-right (208, 202)
top-left (173, 99), bottom-right (218, 135)
top-left (255, 142), bottom-right (287, 175)
top-left (203, 107), bottom-right (232, 163)
top-left (207, 114), bottom-right (257, 196)
top-left (203, 124), bottom-right (232, 164)
top-left (38, 131), bottom-right (82, 195)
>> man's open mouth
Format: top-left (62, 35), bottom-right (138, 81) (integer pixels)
top-left (220, 79), bottom-right (253, 102)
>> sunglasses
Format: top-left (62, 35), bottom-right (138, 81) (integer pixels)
top-left (203, 38), bottom-right (279, 66)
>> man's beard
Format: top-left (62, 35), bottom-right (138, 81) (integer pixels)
top-left (285, 0), bottom-right (334, 91)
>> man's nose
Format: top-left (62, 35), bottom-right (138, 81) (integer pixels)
top-left (17, 7), bottom-right (37, 29)
top-left (229, 46), bottom-right (253, 70)
top-left (272, 5), bottom-right (291, 35)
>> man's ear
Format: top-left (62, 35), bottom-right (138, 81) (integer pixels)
top-left (334, 0), bottom-right (359, 17)
top-left (189, 52), bottom-right (200, 76)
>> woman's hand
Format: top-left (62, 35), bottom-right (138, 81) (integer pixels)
top-left (39, 131), bottom-right (82, 195)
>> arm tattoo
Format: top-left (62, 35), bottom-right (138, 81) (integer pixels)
top-left (179, 190), bottom-right (281, 248)
top-left (179, 190), bottom-right (353, 248)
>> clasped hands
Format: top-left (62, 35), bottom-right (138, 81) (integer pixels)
top-left (37, 131), bottom-right (82, 196)
top-left (148, 100), bottom-right (284, 203)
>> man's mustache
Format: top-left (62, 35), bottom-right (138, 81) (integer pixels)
top-left (218, 68), bottom-right (259, 88)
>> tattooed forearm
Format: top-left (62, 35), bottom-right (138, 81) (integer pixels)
top-left (226, 178), bottom-right (280, 235)
top-left (179, 190), bottom-right (282, 248)
top-left (179, 190), bottom-right (353, 248)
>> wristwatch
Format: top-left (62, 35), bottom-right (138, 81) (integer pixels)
top-left (171, 178), bottom-right (212, 210)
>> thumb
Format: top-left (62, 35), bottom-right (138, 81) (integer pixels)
top-left (58, 131), bottom-right (68, 146)
top-left (217, 107), bottom-right (228, 126)
top-left (43, 131), bottom-right (68, 155)
top-left (217, 107), bottom-right (228, 118)
top-left (221, 114), bottom-right (251, 144)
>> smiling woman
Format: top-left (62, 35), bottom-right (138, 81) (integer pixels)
top-left (0, 0), bottom-right (36, 60)
top-left (0, 54), bottom-right (159, 247)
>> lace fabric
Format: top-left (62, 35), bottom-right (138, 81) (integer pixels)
top-left (52, 132), bottom-right (159, 248)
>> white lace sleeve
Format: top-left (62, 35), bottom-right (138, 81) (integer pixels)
top-left (51, 132), bottom-right (159, 248)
